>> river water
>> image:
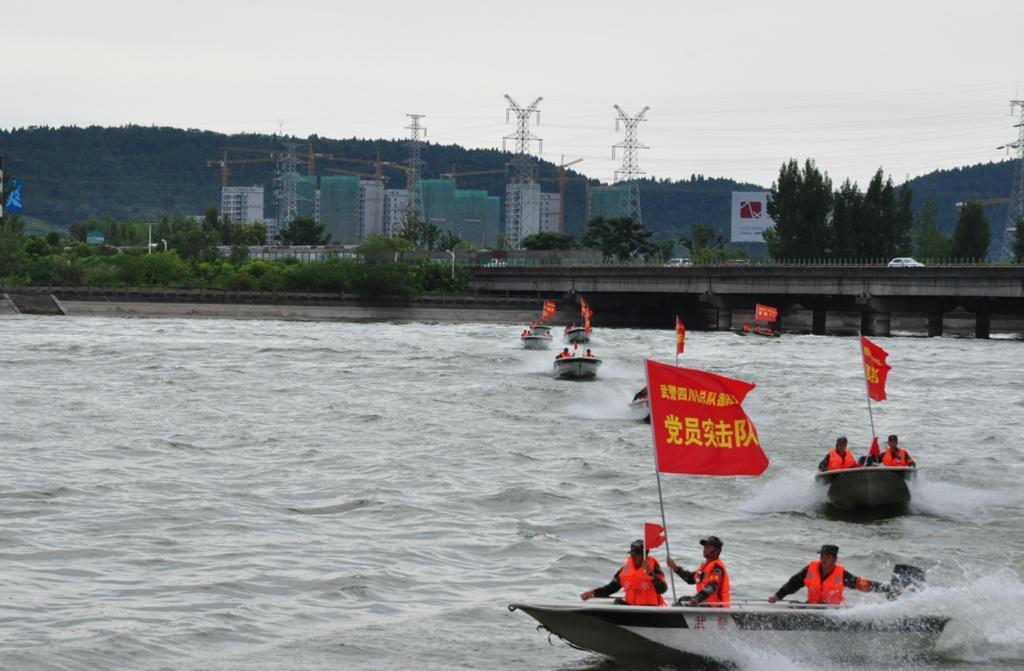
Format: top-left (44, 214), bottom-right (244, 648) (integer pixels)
top-left (1, 315), bottom-right (1022, 671)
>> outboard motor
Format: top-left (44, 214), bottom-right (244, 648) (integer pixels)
top-left (889, 564), bottom-right (927, 599)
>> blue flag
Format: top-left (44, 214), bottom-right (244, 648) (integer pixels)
top-left (6, 179), bottom-right (24, 213)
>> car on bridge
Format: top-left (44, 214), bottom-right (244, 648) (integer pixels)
top-left (664, 257), bottom-right (692, 267)
top-left (888, 257), bottom-right (925, 267)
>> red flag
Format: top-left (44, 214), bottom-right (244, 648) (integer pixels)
top-left (869, 436), bottom-right (881, 458)
top-left (675, 316), bottom-right (686, 355)
top-left (644, 522), bottom-right (665, 550)
top-left (755, 303), bottom-right (778, 322)
top-left (860, 335), bottom-right (892, 402)
top-left (581, 299), bottom-right (593, 333)
top-left (541, 300), bottom-right (556, 321)
top-left (645, 360), bottom-right (768, 476)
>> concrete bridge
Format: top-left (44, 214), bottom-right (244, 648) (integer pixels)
top-left (469, 265), bottom-right (1024, 337)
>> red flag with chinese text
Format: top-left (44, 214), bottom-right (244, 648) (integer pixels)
top-left (860, 335), bottom-right (891, 402)
top-left (581, 299), bottom-right (593, 333)
top-left (644, 522), bottom-right (665, 550)
top-left (675, 316), bottom-right (686, 355)
top-left (541, 300), bottom-right (556, 321)
top-left (754, 303), bottom-right (778, 322)
top-left (645, 359), bottom-right (768, 476)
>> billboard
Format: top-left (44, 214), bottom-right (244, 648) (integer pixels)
top-left (730, 192), bottom-right (775, 243)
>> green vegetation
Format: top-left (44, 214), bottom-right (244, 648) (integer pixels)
top-left (520, 231), bottom-right (575, 250)
top-left (580, 217), bottom-right (656, 261)
top-left (950, 201), bottom-right (991, 260)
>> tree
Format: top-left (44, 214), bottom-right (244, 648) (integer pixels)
top-left (520, 231), bottom-right (575, 250)
top-left (830, 179), bottom-right (864, 259)
top-left (764, 159), bottom-right (833, 259)
top-left (1014, 217), bottom-right (1024, 263)
top-left (277, 217), bottom-right (331, 245)
top-left (950, 200), bottom-right (991, 260)
top-left (861, 169), bottom-right (908, 260)
top-left (356, 234), bottom-right (414, 255)
top-left (679, 223), bottom-right (724, 264)
top-left (914, 198), bottom-right (949, 260)
top-left (580, 217), bottom-right (656, 261)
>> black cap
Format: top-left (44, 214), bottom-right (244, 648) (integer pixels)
top-left (630, 539), bottom-right (645, 555)
top-left (699, 535), bottom-right (723, 549)
top-left (819, 544), bottom-right (839, 556)
top-left (887, 434), bottom-right (898, 442)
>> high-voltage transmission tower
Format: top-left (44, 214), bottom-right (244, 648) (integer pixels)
top-left (405, 114), bottom-right (427, 224)
top-left (274, 141), bottom-right (301, 226)
top-left (997, 100), bottom-right (1024, 259)
top-left (611, 105), bottom-right (650, 225)
top-left (503, 94), bottom-right (543, 249)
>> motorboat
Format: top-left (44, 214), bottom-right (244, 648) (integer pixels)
top-left (553, 355), bottom-right (601, 380)
top-left (564, 326), bottom-right (590, 344)
top-left (510, 596), bottom-right (948, 667)
top-left (520, 331), bottom-right (553, 350)
top-left (814, 466), bottom-right (916, 509)
top-left (628, 389), bottom-right (650, 422)
top-left (734, 324), bottom-right (781, 338)
top-left (531, 323), bottom-right (553, 337)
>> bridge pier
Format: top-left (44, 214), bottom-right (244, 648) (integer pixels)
top-left (927, 311), bottom-right (943, 338)
top-left (975, 312), bottom-right (990, 339)
top-left (699, 306), bottom-right (733, 331)
top-left (860, 311), bottom-right (891, 337)
top-left (812, 309), bottom-right (827, 335)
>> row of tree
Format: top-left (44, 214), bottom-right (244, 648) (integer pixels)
top-left (765, 159), bottom-right (1017, 261)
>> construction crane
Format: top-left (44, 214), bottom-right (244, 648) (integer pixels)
top-left (535, 157), bottom-right (585, 232)
top-left (440, 164), bottom-right (507, 188)
top-left (207, 150), bottom-right (278, 188)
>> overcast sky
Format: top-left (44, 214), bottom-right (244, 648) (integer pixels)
top-left (4, 0), bottom-right (1024, 188)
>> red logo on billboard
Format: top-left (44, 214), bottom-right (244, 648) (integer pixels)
top-left (739, 201), bottom-right (763, 219)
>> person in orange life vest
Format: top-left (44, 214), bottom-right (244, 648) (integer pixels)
top-left (742, 323), bottom-right (751, 333)
top-left (667, 535), bottom-right (730, 606)
top-left (765, 327), bottom-right (773, 335)
top-left (584, 348), bottom-right (594, 358)
top-left (580, 539), bottom-right (668, 606)
top-left (817, 436), bottom-right (859, 472)
top-left (753, 325), bottom-right (761, 333)
top-left (881, 434), bottom-right (916, 467)
top-left (767, 544), bottom-right (894, 605)
top-left (522, 329), bottom-right (530, 337)
top-left (556, 347), bottom-right (571, 359)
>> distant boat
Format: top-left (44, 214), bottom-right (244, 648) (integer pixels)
top-left (564, 326), bottom-right (590, 344)
top-left (553, 354), bottom-right (601, 380)
top-left (735, 324), bottom-right (782, 338)
top-left (814, 466), bottom-right (916, 509)
top-left (531, 324), bottom-right (553, 337)
top-left (521, 332), bottom-right (553, 350)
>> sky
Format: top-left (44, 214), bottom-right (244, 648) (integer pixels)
top-left (3, 0), bottom-right (1024, 189)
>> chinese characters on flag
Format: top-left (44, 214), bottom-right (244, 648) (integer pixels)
top-left (754, 303), bottom-right (778, 322)
top-left (676, 316), bottom-right (686, 355)
top-left (860, 335), bottom-right (891, 402)
top-left (644, 522), bottom-right (665, 550)
top-left (541, 300), bottom-right (556, 321)
top-left (645, 359), bottom-right (769, 476)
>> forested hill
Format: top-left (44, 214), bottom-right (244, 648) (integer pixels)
top-left (0, 125), bottom-right (761, 239)
top-left (0, 125), bottom-right (1018, 242)
top-left (905, 160), bottom-right (1017, 235)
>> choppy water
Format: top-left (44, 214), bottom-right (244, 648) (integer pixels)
top-left (1, 315), bottom-right (1022, 671)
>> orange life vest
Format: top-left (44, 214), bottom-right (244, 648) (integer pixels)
top-left (742, 324), bottom-right (750, 332)
top-left (695, 558), bottom-right (730, 606)
top-left (882, 448), bottom-right (911, 466)
top-left (804, 560), bottom-right (845, 604)
top-left (827, 449), bottom-right (858, 470)
top-left (619, 556), bottom-right (666, 606)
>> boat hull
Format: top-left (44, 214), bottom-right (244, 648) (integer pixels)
top-left (510, 601), bottom-right (948, 667)
top-left (628, 398), bottom-right (650, 422)
top-left (520, 335), bottom-right (552, 350)
top-left (734, 328), bottom-right (781, 338)
top-left (815, 466), bottom-right (915, 509)
top-left (553, 357), bottom-right (601, 379)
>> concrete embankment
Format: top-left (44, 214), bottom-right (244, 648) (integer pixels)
top-left (56, 299), bottom-right (538, 324)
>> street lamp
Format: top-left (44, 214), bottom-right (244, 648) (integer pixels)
top-left (446, 249), bottom-right (455, 279)
top-left (161, 239), bottom-right (168, 252)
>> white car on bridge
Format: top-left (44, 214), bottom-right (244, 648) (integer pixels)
top-left (888, 257), bottom-right (925, 267)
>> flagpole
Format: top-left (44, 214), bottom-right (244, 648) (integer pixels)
top-left (859, 334), bottom-right (878, 446)
top-left (645, 359), bottom-right (677, 604)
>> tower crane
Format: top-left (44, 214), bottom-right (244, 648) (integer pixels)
top-left (535, 157), bottom-right (585, 232)
top-left (440, 164), bottom-right (507, 188)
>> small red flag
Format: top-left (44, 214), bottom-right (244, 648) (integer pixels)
top-left (541, 300), bottom-right (556, 321)
top-left (860, 335), bottom-right (892, 402)
top-left (755, 303), bottom-right (778, 322)
top-left (869, 436), bottom-right (881, 458)
top-left (675, 316), bottom-right (686, 355)
top-left (644, 522), bottom-right (665, 550)
top-left (645, 359), bottom-right (769, 476)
